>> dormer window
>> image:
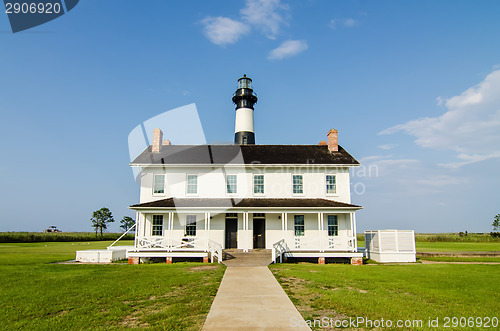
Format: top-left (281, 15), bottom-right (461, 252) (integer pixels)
top-left (153, 174), bottom-right (165, 194)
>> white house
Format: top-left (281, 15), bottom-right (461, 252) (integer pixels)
top-left (126, 75), bottom-right (363, 265)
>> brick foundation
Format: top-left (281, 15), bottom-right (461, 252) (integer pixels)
top-left (203, 256), bottom-right (209, 263)
top-left (350, 257), bottom-right (363, 265)
top-left (318, 257), bottom-right (326, 265)
top-left (166, 257), bottom-right (172, 264)
top-left (128, 257), bottom-right (139, 265)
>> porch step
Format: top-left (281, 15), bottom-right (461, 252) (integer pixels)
top-left (222, 249), bottom-right (272, 267)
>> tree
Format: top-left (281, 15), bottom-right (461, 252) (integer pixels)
top-left (493, 214), bottom-right (500, 231)
top-left (90, 207), bottom-right (115, 237)
top-left (120, 216), bottom-right (135, 232)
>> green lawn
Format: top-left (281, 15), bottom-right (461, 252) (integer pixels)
top-left (357, 240), bottom-right (500, 252)
top-left (0, 241), bottom-right (225, 330)
top-left (416, 241), bottom-right (500, 252)
top-left (270, 263), bottom-right (500, 330)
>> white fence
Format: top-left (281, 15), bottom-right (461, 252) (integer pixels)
top-left (364, 230), bottom-right (416, 263)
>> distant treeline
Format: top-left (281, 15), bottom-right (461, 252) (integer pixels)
top-left (0, 232), bottom-right (135, 243)
top-left (357, 232), bottom-right (500, 242)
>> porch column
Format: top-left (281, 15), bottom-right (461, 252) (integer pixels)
top-left (318, 213), bottom-right (324, 253)
top-left (243, 212), bottom-right (249, 252)
top-left (204, 212), bottom-right (211, 251)
top-left (349, 213), bottom-right (356, 250)
top-left (134, 212), bottom-right (139, 251)
top-left (352, 212), bottom-right (358, 251)
top-left (169, 212), bottom-right (174, 252)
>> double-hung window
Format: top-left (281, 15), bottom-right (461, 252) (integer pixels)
top-left (152, 215), bottom-right (163, 236)
top-left (226, 175), bottom-right (237, 194)
top-left (185, 215), bottom-right (196, 236)
top-left (187, 174), bottom-right (198, 194)
top-left (153, 174), bottom-right (165, 194)
top-left (292, 175), bottom-right (303, 194)
top-left (253, 174), bottom-right (264, 194)
top-left (294, 215), bottom-right (305, 236)
top-left (327, 215), bottom-right (338, 236)
top-left (326, 175), bottom-right (336, 194)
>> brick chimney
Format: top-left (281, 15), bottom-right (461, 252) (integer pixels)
top-left (327, 129), bottom-right (338, 152)
top-left (152, 128), bottom-right (163, 152)
top-left (318, 140), bottom-right (327, 146)
top-left (162, 140), bottom-right (171, 146)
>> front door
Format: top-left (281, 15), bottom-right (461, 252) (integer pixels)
top-left (225, 217), bottom-right (238, 249)
top-left (253, 218), bottom-right (266, 249)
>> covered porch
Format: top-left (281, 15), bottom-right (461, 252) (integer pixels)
top-left (128, 198), bottom-right (363, 264)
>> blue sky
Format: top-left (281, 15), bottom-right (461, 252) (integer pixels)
top-left (1, 0), bottom-right (499, 233)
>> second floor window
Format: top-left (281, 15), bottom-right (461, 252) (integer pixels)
top-left (153, 174), bottom-right (165, 194)
top-left (254, 175), bottom-right (264, 194)
top-left (292, 175), bottom-right (303, 194)
top-left (185, 215), bottom-right (196, 236)
top-left (328, 215), bottom-right (338, 236)
top-left (187, 174), bottom-right (198, 194)
top-left (326, 175), bottom-right (336, 194)
top-left (226, 175), bottom-right (237, 194)
top-left (152, 215), bottom-right (163, 236)
top-left (294, 215), bottom-right (305, 236)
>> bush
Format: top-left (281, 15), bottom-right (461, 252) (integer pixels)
top-left (491, 232), bottom-right (500, 238)
top-left (0, 232), bottom-right (134, 243)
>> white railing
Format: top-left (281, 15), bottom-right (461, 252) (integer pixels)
top-left (137, 237), bottom-right (205, 251)
top-left (272, 239), bottom-right (289, 263)
top-left (208, 239), bottom-right (223, 263)
top-left (289, 236), bottom-right (356, 252)
top-left (108, 223), bottom-right (136, 249)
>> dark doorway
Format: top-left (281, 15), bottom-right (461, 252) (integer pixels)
top-left (253, 214), bottom-right (266, 249)
top-left (225, 214), bottom-right (238, 249)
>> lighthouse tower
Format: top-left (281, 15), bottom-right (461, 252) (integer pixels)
top-left (233, 74), bottom-right (258, 145)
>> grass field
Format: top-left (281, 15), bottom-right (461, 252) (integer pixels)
top-left (0, 241), bottom-right (225, 330)
top-left (270, 263), bottom-right (500, 330)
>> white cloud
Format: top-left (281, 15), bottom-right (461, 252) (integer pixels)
top-left (380, 69), bottom-right (500, 168)
top-left (201, 16), bottom-right (250, 46)
top-left (329, 18), bottom-right (359, 29)
top-left (268, 40), bottom-right (308, 60)
top-left (241, 0), bottom-right (288, 39)
top-left (378, 144), bottom-right (398, 150)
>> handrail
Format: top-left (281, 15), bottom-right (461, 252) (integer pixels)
top-left (208, 239), bottom-right (223, 263)
top-left (108, 223), bottom-right (136, 249)
top-left (272, 239), bottom-right (289, 263)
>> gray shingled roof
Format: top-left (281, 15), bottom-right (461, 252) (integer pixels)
top-left (130, 198), bottom-right (361, 209)
top-left (131, 145), bottom-right (359, 165)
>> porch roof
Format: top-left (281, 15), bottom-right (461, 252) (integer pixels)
top-left (130, 198), bottom-right (361, 210)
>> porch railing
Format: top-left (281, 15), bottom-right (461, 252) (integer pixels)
top-left (291, 236), bottom-right (356, 252)
top-left (208, 239), bottom-right (223, 263)
top-left (272, 239), bottom-right (289, 264)
top-left (137, 236), bottom-right (206, 252)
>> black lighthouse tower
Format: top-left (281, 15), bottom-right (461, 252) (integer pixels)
top-left (233, 75), bottom-right (258, 145)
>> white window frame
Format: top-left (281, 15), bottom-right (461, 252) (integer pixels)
top-left (292, 174), bottom-right (304, 195)
top-left (152, 215), bottom-right (163, 236)
top-left (226, 174), bottom-right (238, 194)
top-left (327, 215), bottom-right (338, 236)
top-left (153, 174), bottom-right (165, 195)
top-left (185, 215), bottom-right (197, 236)
top-left (326, 174), bottom-right (337, 195)
top-left (253, 174), bottom-right (265, 195)
top-left (294, 215), bottom-right (305, 237)
top-left (186, 174), bottom-right (198, 195)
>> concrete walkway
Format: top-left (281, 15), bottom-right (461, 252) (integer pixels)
top-left (202, 250), bottom-right (311, 331)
